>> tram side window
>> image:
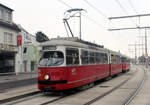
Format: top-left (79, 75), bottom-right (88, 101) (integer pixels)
top-left (121, 57), bottom-right (129, 63)
top-left (81, 50), bottom-right (89, 64)
top-left (66, 48), bottom-right (79, 65)
top-left (95, 52), bottom-right (101, 64)
top-left (127, 59), bottom-right (130, 63)
top-left (93, 52), bottom-right (108, 64)
top-left (116, 55), bottom-right (121, 63)
top-left (99, 53), bottom-right (104, 64)
top-left (111, 54), bottom-right (121, 64)
top-left (89, 51), bottom-right (95, 64)
top-left (111, 54), bottom-right (116, 64)
top-left (99, 53), bottom-right (107, 64)
top-left (121, 57), bottom-right (125, 62)
top-left (81, 51), bottom-right (108, 65)
top-left (103, 53), bottom-right (108, 64)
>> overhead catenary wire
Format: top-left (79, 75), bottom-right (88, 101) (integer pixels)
top-left (115, 0), bottom-right (139, 27)
top-left (83, 0), bottom-right (108, 18)
top-left (82, 14), bottom-right (106, 29)
top-left (83, 0), bottom-right (113, 27)
top-left (82, 0), bottom-right (119, 32)
top-left (115, 0), bottom-right (129, 15)
top-left (57, 0), bottom-right (72, 8)
top-left (128, 0), bottom-right (138, 15)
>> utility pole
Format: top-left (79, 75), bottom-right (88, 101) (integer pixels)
top-left (108, 14), bottom-right (150, 68)
top-left (128, 43), bottom-right (136, 59)
top-left (138, 36), bottom-right (145, 56)
top-left (128, 43), bottom-right (144, 64)
top-left (79, 11), bottom-right (82, 39)
top-left (145, 29), bottom-right (148, 68)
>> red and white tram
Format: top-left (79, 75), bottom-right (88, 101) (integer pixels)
top-left (38, 37), bottom-right (128, 91)
top-left (121, 55), bottom-right (130, 72)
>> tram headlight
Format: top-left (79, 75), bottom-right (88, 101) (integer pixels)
top-left (44, 74), bottom-right (50, 80)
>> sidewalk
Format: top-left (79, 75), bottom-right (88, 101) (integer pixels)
top-left (129, 66), bottom-right (150, 105)
top-left (0, 72), bottom-right (38, 90)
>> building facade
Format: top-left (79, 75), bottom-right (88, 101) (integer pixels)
top-left (18, 25), bottom-right (40, 73)
top-left (0, 3), bottom-right (20, 73)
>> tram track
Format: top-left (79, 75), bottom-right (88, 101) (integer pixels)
top-left (1, 66), bottom-right (140, 105)
top-left (1, 88), bottom-right (73, 105)
top-left (4, 91), bottom-right (71, 105)
top-left (123, 66), bottom-right (147, 105)
top-left (0, 91), bottom-right (40, 104)
top-left (83, 72), bottom-right (134, 105)
top-left (40, 95), bottom-right (67, 105)
top-left (82, 65), bottom-right (145, 105)
top-left (6, 93), bottom-right (44, 105)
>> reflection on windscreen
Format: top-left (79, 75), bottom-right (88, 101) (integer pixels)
top-left (39, 51), bottom-right (64, 66)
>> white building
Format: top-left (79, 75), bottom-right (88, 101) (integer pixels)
top-left (0, 3), bottom-right (20, 74)
top-left (17, 25), bottom-right (40, 73)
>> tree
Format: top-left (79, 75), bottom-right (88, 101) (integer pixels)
top-left (36, 31), bottom-right (49, 42)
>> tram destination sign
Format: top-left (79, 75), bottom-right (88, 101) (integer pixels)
top-left (42, 46), bottom-right (56, 50)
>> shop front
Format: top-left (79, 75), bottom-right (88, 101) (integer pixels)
top-left (0, 52), bottom-right (15, 73)
top-left (0, 44), bottom-right (18, 73)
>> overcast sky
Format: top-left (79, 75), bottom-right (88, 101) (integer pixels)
top-left (1, 0), bottom-right (150, 58)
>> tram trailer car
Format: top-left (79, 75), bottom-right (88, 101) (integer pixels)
top-left (38, 37), bottom-right (124, 91)
top-left (121, 56), bottom-right (130, 72)
top-left (109, 51), bottom-right (122, 76)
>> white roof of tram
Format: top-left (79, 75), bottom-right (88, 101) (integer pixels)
top-left (40, 37), bottom-right (106, 50)
top-left (40, 37), bottom-right (122, 55)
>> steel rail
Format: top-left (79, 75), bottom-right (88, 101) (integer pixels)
top-left (84, 77), bottom-right (131, 105)
top-left (83, 68), bottom-right (137, 105)
top-left (123, 66), bottom-right (146, 105)
top-left (6, 93), bottom-right (44, 105)
top-left (0, 91), bottom-right (40, 104)
top-left (3, 91), bottom-right (66, 105)
top-left (40, 95), bottom-right (68, 105)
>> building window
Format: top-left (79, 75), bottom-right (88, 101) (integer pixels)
top-left (0, 9), bottom-right (4, 20)
top-left (4, 32), bottom-right (13, 44)
top-left (0, 9), bottom-right (12, 23)
top-left (3, 11), bottom-right (11, 22)
top-left (23, 47), bottom-right (27, 53)
top-left (7, 12), bottom-right (11, 22)
top-left (5, 12), bottom-right (9, 22)
top-left (0, 9), bottom-right (2, 19)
